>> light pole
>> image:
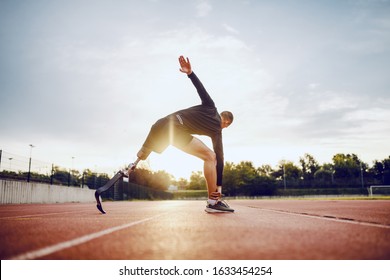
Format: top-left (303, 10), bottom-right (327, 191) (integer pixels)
top-left (283, 163), bottom-right (287, 190)
top-left (360, 161), bottom-right (364, 189)
top-left (70, 156), bottom-right (75, 186)
top-left (27, 144), bottom-right (35, 182)
top-left (9, 158), bottom-right (13, 171)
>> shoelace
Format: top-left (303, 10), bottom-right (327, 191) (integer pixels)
top-left (217, 200), bottom-right (231, 208)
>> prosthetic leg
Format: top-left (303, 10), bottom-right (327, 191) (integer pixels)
top-left (95, 158), bottom-right (140, 214)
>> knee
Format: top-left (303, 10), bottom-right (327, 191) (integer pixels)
top-left (204, 150), bottom-right (216, 163)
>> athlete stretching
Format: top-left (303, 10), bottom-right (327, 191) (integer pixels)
top-left (130, 56), bottom-right (234, 213)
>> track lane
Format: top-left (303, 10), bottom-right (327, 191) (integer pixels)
top-left (1, 201), bottom-right (177, 259)
top-left (1, 200), bottom-right (389, 260)
top-left (10, 212), bottom-right (170, 260)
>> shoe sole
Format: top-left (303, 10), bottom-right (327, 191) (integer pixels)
top-left (205, 207), bottom-right (235, 213)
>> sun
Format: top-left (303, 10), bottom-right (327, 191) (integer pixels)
top-left (146, 147), bottom-right (204, 180)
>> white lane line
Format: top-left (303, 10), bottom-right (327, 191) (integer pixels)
top-left (9, 212), bottom-right (168, 260)
top-left (253, 208), bottom-right (390, 229)
top-left (0, 211), bottom-right (87, 220)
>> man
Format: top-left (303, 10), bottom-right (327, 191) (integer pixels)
top-left (131, 56), bottom-right (234, 213)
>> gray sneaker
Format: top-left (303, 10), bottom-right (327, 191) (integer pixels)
top-left (205, 200), bottom-right (235, 213)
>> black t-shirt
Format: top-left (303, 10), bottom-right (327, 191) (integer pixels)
top-left (170, 72), bottom-right (224, 186)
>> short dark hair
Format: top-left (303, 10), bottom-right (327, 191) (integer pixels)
top-left (220, 111), bottom-right (234, 124)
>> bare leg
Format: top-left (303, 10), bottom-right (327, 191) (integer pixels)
top-left (177, 137), bottom-right (219, 199)
top-left (137, 146), bottom-right (151, 160)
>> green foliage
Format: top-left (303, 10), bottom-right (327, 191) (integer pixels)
top-left (172, 177), bottom-right (189, 190)
top-left (222, 161), bottom-right (277, 196)
top-left (332, 153), bottom-right (361, 178)
top-left (188, 171), bottom-right (206, 190)
top-left (171, 190), bottom-right (208, 199)
top-left (2, 152), bottom-right (390, 198)
top-left (371, 156), bottom-right (390, 184)
top-left (300, 153), bottom-right (320, 186)
top-left (128, 168), bottom-right (172, 191)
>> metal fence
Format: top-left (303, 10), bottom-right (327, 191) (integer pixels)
top-left (0, 149), bottom-right (108, 188)
top-left (0, 149), bottom-right (52, 176)
top-left (0, 150), bottom-right (174, 200)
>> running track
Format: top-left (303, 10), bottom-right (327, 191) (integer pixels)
top-left (1, 199), bottom-right (389, 260)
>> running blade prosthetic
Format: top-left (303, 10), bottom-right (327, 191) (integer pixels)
top-left (95, 163), bottom-right (137, 214)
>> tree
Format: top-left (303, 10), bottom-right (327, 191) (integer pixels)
top-left (150, 170), bottom-right (172, 191)
top-left (52, 166), bottom-right (70, 185)
top-left (257, 164), bottom-right (274, 177)
top-left (383, 156), bottom-right (390, 184)
top-left (332, 153), bottom-right (361, 179)
top-left (371, 160), bottom-right (384, 182)
top-left (273, 160), bottom-right (302, 188)
top-left (129, 168), bottom-right (171, 190)
top-left (222, 162), bottom-right (239, 195)
top-left (221, 161), bottom-right (277, 196)
top-left (371, 156), bottom-right (390, 184)
top-left (235, 161), bottom-right (258, 187)
top-left (188, 171), bottom-right (206, 190)
top-left (314, 163), bottom-right (334, 187)
top-left (299, 153), bottom-right (320, 186)
top-left (172, 177), bottom-right (189, 190)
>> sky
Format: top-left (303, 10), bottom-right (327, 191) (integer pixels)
top-left (1, 0), bottom-right (389, 179)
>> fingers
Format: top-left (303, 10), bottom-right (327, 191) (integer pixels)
top-left (178, 55), bottom-right (191, 74)
top-left (178, 55), bottom-right (185, 65)
top-left (209, 191), bottom-right (221, 200)
top-left (178, 56), bottom-right (185, 71)
top-left (178, 55), bottom-right (189, 65)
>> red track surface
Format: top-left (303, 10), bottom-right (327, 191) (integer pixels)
top-left (1, 200), bottom-right (389, 260)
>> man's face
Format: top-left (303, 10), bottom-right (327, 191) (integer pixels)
top-left (221, 118), bottom-right (231, 129)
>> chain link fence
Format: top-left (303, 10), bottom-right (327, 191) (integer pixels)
top-left (0, 150), bottom-right (51, 175)
top-left (0, 149), bottom-right (109, 189)
top-left (0, 150), bottom-right (173, 200)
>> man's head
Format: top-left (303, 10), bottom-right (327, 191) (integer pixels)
top-left (220, 111), bottom-right (233, 129)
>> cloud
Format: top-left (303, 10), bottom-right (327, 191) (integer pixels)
top-left (2, 25), bottom-right (259, 149)
top-left (196, 0), bottom-right (212, 17)
top-left (339, 39), bottom-right (387, 54)
top-left (307, 83), bottom-right (320, 90)
top-left (343, 107), bottom-right (390, 131)
top-left (222, 23), bottom-right (239, 35)
top-left (317, 91), bottom-right (358, 112)
top-left (1, 0), bottom-right (389, 176)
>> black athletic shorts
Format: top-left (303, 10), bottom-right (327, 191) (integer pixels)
top-left (141, 115), bottom-right (193, 154)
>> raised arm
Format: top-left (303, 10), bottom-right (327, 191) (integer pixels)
top-left (178, 55), bottom-right (192, 75)
top-left (178, 55), bottom-right (215, 107)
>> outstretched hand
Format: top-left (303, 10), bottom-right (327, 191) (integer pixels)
top-left (178, 55), bottom-right (192, 75)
